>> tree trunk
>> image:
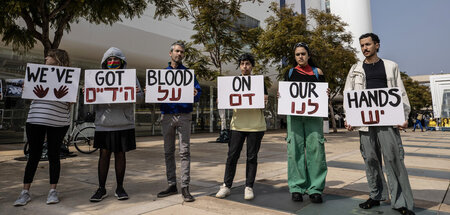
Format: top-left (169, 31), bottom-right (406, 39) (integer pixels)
top-left (328, 100), bottom-right (337, 133)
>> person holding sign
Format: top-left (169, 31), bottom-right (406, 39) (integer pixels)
top-left (215, 53), bottom-right (268, 200)
top-left (344, 33), bottom-right (414, 215)
top-left (14, 49), bottom-right (72, 206)
top-left (89, 47), bottom-right (142, 202)
top-left (282, 42), bottom-right (327, 204)
top-left (157, 41), bottom-right (202, 202)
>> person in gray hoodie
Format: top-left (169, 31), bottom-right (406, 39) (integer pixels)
top-left (89, 47), bottom-right (143, 202)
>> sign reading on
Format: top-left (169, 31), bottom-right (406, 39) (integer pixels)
top-left (84, 69), bottom-right (136, 104)
top-left (22, 63), bottom-right (81, 102)
top-left (344, 87), bottom-right (405, 126)
top-left (277, 81), bottom-right (328, 117)
top-left (217, 75), bottom-right (265, 109)
top-left (145, 69), bottom-right (194, 103)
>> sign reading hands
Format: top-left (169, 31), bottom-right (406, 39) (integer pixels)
top-left (22, 63), bottom-right (81, 102)
top-left (344, 88), bottom-right (405, 126)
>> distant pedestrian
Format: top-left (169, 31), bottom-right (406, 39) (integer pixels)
top-left (412, 113), bottom-right (424, 132)
top-left (14, 49), bottom-right (72, 206)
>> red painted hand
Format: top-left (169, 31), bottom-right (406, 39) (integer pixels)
top-left (54, 85), bottom-right (69, 99)
top-left (33, 85), bottom-right (49, 98)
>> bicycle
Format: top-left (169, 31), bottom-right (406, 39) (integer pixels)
top-left (24, 121), bottom-right (97, 156)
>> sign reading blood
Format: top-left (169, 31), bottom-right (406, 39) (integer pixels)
top-left (145, 69), bottom-right (194, 103)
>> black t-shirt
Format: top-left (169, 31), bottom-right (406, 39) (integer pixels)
top-left (284, 67), bottom-right (326, 82)
top-left (363, 59), bottom-right (388, 89)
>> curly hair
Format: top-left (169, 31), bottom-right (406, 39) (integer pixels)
top-left (47, 49), bottom-right (70, 66)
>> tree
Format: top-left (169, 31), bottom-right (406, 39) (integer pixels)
top-left (167, 0), bottom-right (261, 78)
top-left (0, 0), bottom-right (175, 57)
top-left (400, 72), bottom-right (432, 113)
top-left (255, 3), bottom-right (357, 132)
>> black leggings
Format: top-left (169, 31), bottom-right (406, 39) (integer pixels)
top-left (24, 123), bottom-right (69, 184)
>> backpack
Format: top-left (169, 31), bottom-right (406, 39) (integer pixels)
top-left (288, 67), bottom-right (319, 80)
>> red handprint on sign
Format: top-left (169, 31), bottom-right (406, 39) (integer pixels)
top-left (33, 85), bottom-right (49, 98)
top-left (54, 85), bottom-right (69, 99)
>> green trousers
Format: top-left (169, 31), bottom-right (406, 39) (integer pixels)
top-left (287, 115), bottom-right (327, 194)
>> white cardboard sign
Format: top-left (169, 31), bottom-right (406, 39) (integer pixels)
top-left (217, 75), bottom-right (265, 109)
top-left (344, 87), bottom-right (405, 126)
top-left (145, 69), bottom-right (194, 103)
top-left (84, 69), bottom-right (136, 104)
top-left (22, 63), bottom-right (81, 102)
top-left (277, 81), bottom-right (329, 117)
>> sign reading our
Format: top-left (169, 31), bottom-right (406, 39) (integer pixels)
top-left (84, 69), bottom-right (136, 104)
top-left (145, 69), bottom-right (194, 103)
top-left (217, 75), bottom-right (265, 109)
top-left (22, 63), bottom-right (81, 102)
top-left (277, 81), bottom-right (328, 117)
top-left (344, 87), bottom-right (405, 126)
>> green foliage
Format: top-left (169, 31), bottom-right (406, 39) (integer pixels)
top-left (0, 0), bottom-right (151, 56)
top-left (254, 3), bottom-right (357, 98)
top-left (400, 72), bottom-right (432, 111)
top-left (182, 41), bottom-right (219, 81)
top-left (170, 0), bottom-right (262, 80)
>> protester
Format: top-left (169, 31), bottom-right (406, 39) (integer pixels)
top-left (14, 49), bottom-right (72, 206)
top-left (283, 42), bottom-right (328, 203)
top-left (215, 53), bottom-right (268, 200)
top-left (157, 41), bottom-right (202, 202)
top-left (89, 47), bottom-right (143, 202)
top-left (344, 33), bottom-right (415, 215)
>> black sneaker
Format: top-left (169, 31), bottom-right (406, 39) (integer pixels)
top-left (90, 188), bottom-right (108, 202)
top-left (115, 187), bottom-right (129, 200)
top-left (157, 185), bottom-right (177, 198)
top-left (309, 193), bottom-right (323, 203)
top-left (394, 207), bottom-right (415, 215)
top-left (291, 192), bottom-right (303, 202)
top-left (359, 198), bottom-right (380, 209)
top-left (181, 187), bottom-right (195, 202)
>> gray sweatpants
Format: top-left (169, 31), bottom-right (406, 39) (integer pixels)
top-left (359, 126), bottom-right (414, 210)
top-left (161, 113), bottom-right (192, 188)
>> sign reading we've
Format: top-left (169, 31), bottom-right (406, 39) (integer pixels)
top-left (84, 69), bottom-right (136, 104)
top-left (22, 63), bottom-right (81, 102)
top-left (217, 75), bottom-right (265, 109)
top-left (277, 81), bottom-right (328, 117)
top-left (344, 87), bottom-right (405, 126)
top-left (145, 69), bottom-right (194, 103)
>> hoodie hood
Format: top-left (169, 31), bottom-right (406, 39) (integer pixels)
top-left (101, 47), bottom-right (127, 69)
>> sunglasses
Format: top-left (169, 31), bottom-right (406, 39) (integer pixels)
top-left (294, 42), bottom-right (309, 50)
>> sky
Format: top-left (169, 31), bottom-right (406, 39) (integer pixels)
top-left (370, 0), bottom-right (450, 76)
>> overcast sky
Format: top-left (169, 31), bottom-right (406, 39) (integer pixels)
top-left (370, 0), bottom-right (450, 76)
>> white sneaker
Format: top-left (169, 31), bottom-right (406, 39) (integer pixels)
top-left (13, 190), bottom-right (31, 206)
top-left (244, 187), bottom-right (254, 200)
top-left (215, 184), bottom-right (231, 198)
top-left (46, 189), bottom-right (59, 204)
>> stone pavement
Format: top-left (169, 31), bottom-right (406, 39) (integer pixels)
top-left (0, 129), bottom-right (449, 215)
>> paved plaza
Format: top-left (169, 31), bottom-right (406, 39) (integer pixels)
top-left (0, 129), bottom-right (449, 215)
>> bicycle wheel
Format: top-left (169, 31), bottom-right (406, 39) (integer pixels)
top-left (74, 126), bottom-right (98, 154)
